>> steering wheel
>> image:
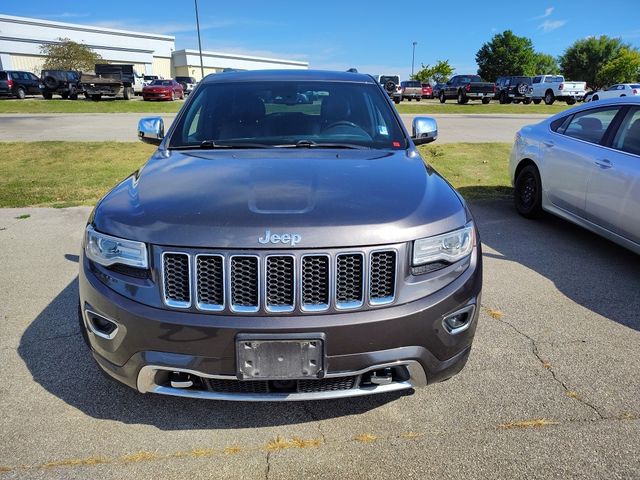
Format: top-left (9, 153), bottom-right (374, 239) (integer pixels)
top-left (323, 120), bottom-right (361, 130)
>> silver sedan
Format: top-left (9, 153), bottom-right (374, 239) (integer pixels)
top-left (509, 97), bottom-right (640, 254)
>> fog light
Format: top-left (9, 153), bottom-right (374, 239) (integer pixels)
top-left (443, 305), bottom-right (475, 334)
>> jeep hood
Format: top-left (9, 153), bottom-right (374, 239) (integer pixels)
top-left (93, 149), bottom-right (468, 248)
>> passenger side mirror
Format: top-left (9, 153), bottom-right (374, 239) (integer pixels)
top-left (138, 117), bottom-right (164, 145)
top-left (411, 117), bottom-right (438, 145)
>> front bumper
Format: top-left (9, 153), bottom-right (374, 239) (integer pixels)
top-left (79, 247), bottom-right (481, 401)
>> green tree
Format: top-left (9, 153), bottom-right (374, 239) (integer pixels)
top-left (413, 60), bottom-right (454, 84)
top-left (533, 52), bottom-right (559, 75)
top-left (559, 36), bottom-right (628, 89)
top-left (40, 38), bottom-right (102, 72)
top-left (475, 30), bottom-right (536, 81)
top-left (596, 48), bottom-right (640, 86)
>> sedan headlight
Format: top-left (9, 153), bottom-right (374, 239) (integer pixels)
top-left (85, 225), bottom-right (148, 269)
top-left (412, 223), bottom-right (474, 266)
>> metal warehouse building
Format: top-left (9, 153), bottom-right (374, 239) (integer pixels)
top-left (0, 14), bottom-right (307, 79)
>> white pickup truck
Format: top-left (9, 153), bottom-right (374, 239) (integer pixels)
top-left (527, 75), bottom-right (586, 105)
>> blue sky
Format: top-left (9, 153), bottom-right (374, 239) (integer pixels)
top-left (6, 1), bottom-right (640, 79)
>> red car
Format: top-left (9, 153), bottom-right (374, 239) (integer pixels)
top-left (421, 83), bottom-right (433, 99)
top-left (142, 79), bottom-right (184, 101)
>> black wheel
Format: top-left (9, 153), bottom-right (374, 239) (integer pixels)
top-left (393, 96), bottom-right (400, 104)
top-left (513, 99), bottom-right (521, 104)
top-left (499, 92), bottom-right (507, 104)
top-left (416, 97), bottom-right (421, 102)
top-left (16, 87), bottom-right (26, 99)
top-left (514, 164), bottom-right (543, 218)
top-left (523, 98), bottom-right (531, 105)
top-left (481, 97), bottom-right (491, 104)
top-left (566, 98), bottom-right (576, 105)
top-left (91, 94), bottom-right (101, 101)
top-left (60, 92), bottom-right (69, 99)
top-left (544, 91), bottom-right (555, 105)
top-left (533, 99), bottom-right (541, 105)
top-left (42, 91), bottom-right (53, 100)
top-left (457, 91), bottom-right (467, 104)
top-left (170, 91), bottom-right (175, 101)
top-left (439, 92), bottom-right (446, 103)
top-left (123, 87), bottom-right (132, 100)
top-left (70, 93), bottom-right (78, 100)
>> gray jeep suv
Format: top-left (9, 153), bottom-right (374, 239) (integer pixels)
top-left (79, 70), bottom-right (482, 401)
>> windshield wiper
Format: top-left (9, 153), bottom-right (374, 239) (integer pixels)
top-left (276, 140), bottom-right (367, 149)
top-left (169, 141), bottom-right (270, 150)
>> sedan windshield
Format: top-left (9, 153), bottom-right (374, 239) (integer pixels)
top-left (150, 80), bottom-right (173, 86)
top-left (169, 81), bottom-right (407, 150)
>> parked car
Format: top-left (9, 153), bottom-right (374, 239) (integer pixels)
top-left (80, 69), bottom-right (481, 401)
top-left (421, 83), bottom-right (433, 99)
top-left (39, 70), bottom-right (82, 100)
top-left (376, 74), bottom-right (401, 101)
top-left (398, 80), bottom-right (422, 101)
top-left (527, 75), bottom-right (586, 105)
top-left (494, 76), bottom-right (532, 104)
top-left (0, 70), bottom-right (41, 99)
top-left (175, 76), bottom-right (197, 95)
top-left (510, 97), bottom-right (640, 254)
top-left (81, 64), bottom-right (142, 101)
top-left (439, 75), bottom-right (495, 104)
top-left (589, 84), bottom-right (640, 102)
top-left (142, 79), bottom-right (184, 101)
top-left (432, 83), bottom-right (446, 99)
top-left (582, 90), bottom-right (596, 103)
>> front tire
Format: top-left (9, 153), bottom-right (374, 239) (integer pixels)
top-left (439, 92), bottom-right (446, 103)
top-left (16, 87), bottom-right (25, 100)
top-left (393, 96), bottom-right (400, 104)
top-left (514, 165), bottom-right (543, 218)
top-left (533, 99), bottom-right (541, 105)
top-left (566, 98), bottom-right (576, 105)
top-left (523, 98), bottom-right (531, 105)
top-left (42, 91), bottom-right (53, 100)
top-left (457, 91), bottom-right (468, 104)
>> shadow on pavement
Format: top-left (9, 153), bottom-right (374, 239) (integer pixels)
top-left (18, 278), bottom-right (405, 430)
top-left (469, 197), bottom-right (640, 331)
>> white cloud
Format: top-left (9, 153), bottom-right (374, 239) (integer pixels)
top-left (538, 19), bottom-right (567, 32)
top-left (532, 7), bottom-right (554, 19)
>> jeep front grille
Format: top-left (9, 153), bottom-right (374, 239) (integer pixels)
top-left (160, 249), bottom-right (397, 314)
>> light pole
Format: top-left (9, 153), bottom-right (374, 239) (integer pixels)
top-left (194, 0), bottom-right (205, 80)
top-left (411, 41), bottom-right (417, 79)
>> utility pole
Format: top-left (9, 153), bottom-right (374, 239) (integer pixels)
top-left (195, 0), bottom-right (205, 80)
top-left (411, 41), bottom-right (417, 79)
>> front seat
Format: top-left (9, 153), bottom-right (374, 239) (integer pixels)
top-left (621, 118), bottom-right (640, 156)
top-left (219, 96), bottom-right (265, 139)
top-left (320, 95), bottom-right (351, 130)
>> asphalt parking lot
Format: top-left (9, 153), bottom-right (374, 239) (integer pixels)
top-left (1, 200), bottom-right (638, 479)
top-left (0, 111), bottom-right (546, 143)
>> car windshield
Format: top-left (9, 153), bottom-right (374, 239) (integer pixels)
top-left (169, 80), bottom-right (407, 150)
top-left (151, 80), bottom-right (173, 86)
top-left (458, 76), bottom-right (483, 83)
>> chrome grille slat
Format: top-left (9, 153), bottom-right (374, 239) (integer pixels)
top-left (369, 251), bottom-right (397, 305)
top-left (195, 254), bottom-right (225, 311)
top-left (335, 253), bottom-right (365, 309)
top-left (164, 249), bottom-right (397, 313)
top-left (162, 252), bottom-right (191, 308)
top-left (301, 255), bottom-right (330, 311)
top-left (230, 255), bottom-right (260, 312)
top-left (265, 255), bottom-right (295, 312)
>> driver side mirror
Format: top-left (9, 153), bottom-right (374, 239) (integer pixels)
top-left (138, 117), bottom-right (164, 145)
top-left (411, 117), bottom-right (438, 145)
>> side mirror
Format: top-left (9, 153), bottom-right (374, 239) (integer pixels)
top-left (138, 117), bottom-right (164, 145)
top-left (412, 117), bottom-right (438, 145)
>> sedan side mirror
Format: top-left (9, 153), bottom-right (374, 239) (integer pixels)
top-left (411, 117), bottom-right (438, 145)
top-left (138, 117), bottom-right (164, 145)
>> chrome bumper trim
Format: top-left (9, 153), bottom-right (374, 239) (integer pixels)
top-left (136, 360), bottom-right (427, 401)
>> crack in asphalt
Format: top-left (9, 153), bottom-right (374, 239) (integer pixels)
top-left (264, 451), bottom-right (271, 480)
top-left (491, 312), bottom-right (606, 420)
top-left (301, 402), bottom-right (327, 444)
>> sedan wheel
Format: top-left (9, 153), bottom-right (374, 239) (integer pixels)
top-left (514, 165), bottom-right (543, 218)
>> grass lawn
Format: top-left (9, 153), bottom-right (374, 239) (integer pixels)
top-left (396, 100), bottom-right (571, 115)
top-left (0, 141), bottom-right (512, 208)
top-left (417, 143), bottom-right (513, 200)
top-left (0, 98), bottom-right (183, 114)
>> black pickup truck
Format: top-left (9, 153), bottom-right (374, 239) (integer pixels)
top-left (439, 75), bottom-right (495, 104)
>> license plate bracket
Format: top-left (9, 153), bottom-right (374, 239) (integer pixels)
top-left (236, 333), bottom-right (325, 380)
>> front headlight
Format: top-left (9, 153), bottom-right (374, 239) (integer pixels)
top-left (412, 223), bottom-right (474, 266)
top-left (85, 225), bottom-right (148, 269)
